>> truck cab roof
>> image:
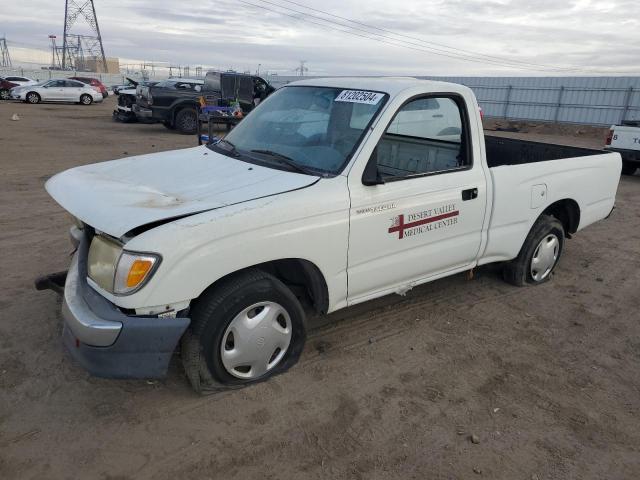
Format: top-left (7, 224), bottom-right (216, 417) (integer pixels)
top-left (288, 76), bottom-right (472, 98)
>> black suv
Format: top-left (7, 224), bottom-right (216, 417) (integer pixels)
top-left (133, 72), bottom-right (274, 134)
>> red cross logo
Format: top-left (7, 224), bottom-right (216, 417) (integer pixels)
top-left (388, 211), bottom-right (460, 239)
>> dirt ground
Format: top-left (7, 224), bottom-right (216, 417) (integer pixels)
top-left (1, 98), bottom-right (639, 480)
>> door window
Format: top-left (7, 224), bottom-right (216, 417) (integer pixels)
top-left (374, 96), bottom-right (470, 180)
top-left (47, 80), bottom-right (66, 87)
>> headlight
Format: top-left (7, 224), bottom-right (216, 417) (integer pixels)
top-left (87, 235), bottom-right (160, 295)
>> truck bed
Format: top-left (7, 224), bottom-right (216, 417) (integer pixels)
top-left (479, 137), bottom-right (621, 266)
top-left (485, 135), bottom-right (604, 168)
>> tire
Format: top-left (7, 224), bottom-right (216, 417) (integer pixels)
top-left (80, 94), bottom-right (93, 105)
top-left (175, 108), bottom-right (198, 134)
top-left (181, 269), bottom-right (306, 393)
top-left (621, 161), bottom-right (637, 176)
top-left (0, 89), bottom-right (9, 100)
top-left (26, 92), bottom-right (40, 104)
top-left (503, 214), bottom-right (565, 287)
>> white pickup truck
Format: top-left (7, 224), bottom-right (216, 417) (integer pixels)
top-left (38, 78), bottom-right (621, 392)
top-left (605, 121), bottom-right (640, 175)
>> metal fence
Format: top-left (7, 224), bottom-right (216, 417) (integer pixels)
top-left (3, 67), bottom-right (639, 127)
top-left (421, 76), bottom-right (640, 126)
top-left (0, 66), bottom-right (140, 87)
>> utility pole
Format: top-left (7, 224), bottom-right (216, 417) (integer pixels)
top-left (0, 37), bottom-right (11, 67)
top-left (295, 60), bottom-right (308, 76)
top-left (61, 0), bottom-right (107, 72)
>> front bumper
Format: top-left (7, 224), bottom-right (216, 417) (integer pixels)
top-left (39, 228), bottom-right (190, 379)
top-left (132, 104), bottom-right (153, 118)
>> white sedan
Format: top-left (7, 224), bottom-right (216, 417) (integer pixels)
top-left (4, 75), bottom-right (38, 86)
top-left (10, 79), bottom-right (103, 105)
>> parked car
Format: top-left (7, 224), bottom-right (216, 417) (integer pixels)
top-left (605, 121), bottom-right (640, 175)
top-left (10, 79), bottom-right (103, 105)
top-left (0, 77), bottom-right (19, 100)
top-left (4, 75), bottom-right (38, 86)
top-left (69, 76), bottom-right (109, 98)
top-left (133, 72), bottom-right (274, 134)
top-left (113, 80), bottom-right (158, 122)
top-left (38, 78), bottom-right (621, 392)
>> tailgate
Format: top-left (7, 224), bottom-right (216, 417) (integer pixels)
top-left (611, 126), bottom-right (640, 150)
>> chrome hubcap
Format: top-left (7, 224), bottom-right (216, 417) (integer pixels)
top-left (220, 302), bottom-right (292, 379)
top-left (28, 94), bottom-right (37, 103)
top-left (531, 234), bottom-right (559, 281)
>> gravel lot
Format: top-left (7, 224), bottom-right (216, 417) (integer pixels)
top-left (1, 98), bottom-right (639, 479)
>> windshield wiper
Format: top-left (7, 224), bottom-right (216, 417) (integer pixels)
top-left (249, 149), bottom-right (317, 176)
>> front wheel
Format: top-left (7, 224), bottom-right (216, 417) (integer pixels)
top-left (80, 94), bottom-right (93, 105)
top-left (26, 92), bottom-right (40, 104)
top-left (0, 89), bottom-right (9, 100)
top-left (503, 215), bottom-right (565, 286)
top-left (181, 269), bottom-right (306, 393)
top-left (622, 161), bottom-right (638, 176)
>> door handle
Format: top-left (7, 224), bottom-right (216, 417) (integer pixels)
top-left (462, 188), bottom-right (478, 201)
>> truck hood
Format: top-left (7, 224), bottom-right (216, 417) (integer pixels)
top-left (46, 146), bottom-right (318, 238)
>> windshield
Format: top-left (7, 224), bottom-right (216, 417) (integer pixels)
top-left (213, 86), bottom-right (388, 175)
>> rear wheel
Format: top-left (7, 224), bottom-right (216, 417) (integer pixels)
top-left (175, 108), bottom-right (198, 134)
top-left (503, 215), bottom-right (564, 286)
top-left (26, 92), bottom-right (40, 104)
top-left (0, 89), bottom-right (9, 100)
top-left (622, 161), bottom-right (638, 176)
top-left (181, 269), bottom-right (306, 393)
top-left (80, 94), bottom-right (93, 105)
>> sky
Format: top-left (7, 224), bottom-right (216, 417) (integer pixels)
top-left (2, 0), bottom-right (640, 76)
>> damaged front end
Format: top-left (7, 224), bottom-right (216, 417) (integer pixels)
top-left (36, 224), bottom-right (190, 379)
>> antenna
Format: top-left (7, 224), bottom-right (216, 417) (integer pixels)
top-left (61, 0), bottom-right (107, 72)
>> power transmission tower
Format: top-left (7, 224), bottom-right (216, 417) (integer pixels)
top-left (61, 0), bottom-right (107, 72)
top-left (49, 35), bottom-right (63, 69)
top-left (0, 37), bottom-right (11, 67)
top-left (295, 60), bottom-right (308, 76)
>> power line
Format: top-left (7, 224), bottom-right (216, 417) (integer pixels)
top-left (275, 0), bottom-right (583, 72)
top-left (233, 0), bottom-right (608, 74)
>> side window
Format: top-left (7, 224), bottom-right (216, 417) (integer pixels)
top-left (48, 80), bottom-right (65, 87)
top-left (376, 96), bottom-right (468, 179)
top-left (64, 80), bottom-right (81, 87)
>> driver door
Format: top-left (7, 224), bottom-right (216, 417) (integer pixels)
top-left (43, 80), bottom-right (65, 101)
top-left (347, 95), bottom-right (487, 304)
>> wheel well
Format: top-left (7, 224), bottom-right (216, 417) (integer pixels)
top-left (542, 199), bottom-right (580, 236)
top-left (196, 259), bottom-right (330, 315)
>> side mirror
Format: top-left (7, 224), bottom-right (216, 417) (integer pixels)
top-left (362, 147), bottom-right (385, 186)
